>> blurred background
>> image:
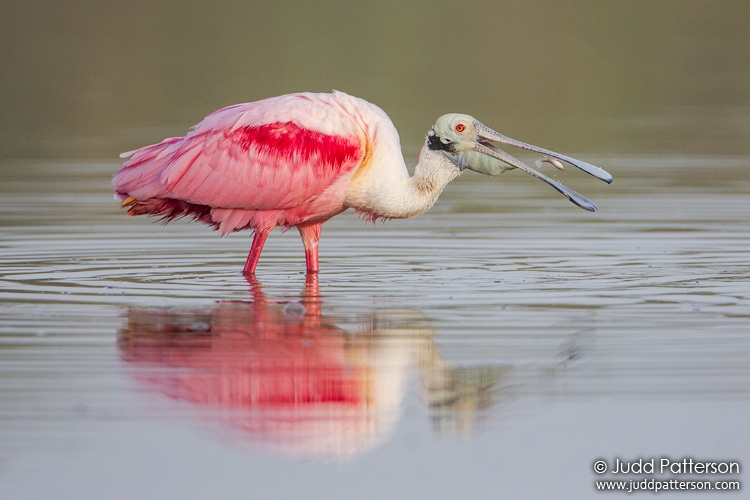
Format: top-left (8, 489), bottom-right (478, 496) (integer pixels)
top-left (1, 0), bottom-right (748, 161)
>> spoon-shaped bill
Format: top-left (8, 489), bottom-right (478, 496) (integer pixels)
top-left (474, 141), bottom-right (599, 212)
top-left (474, 122), bottom-right (613, 184)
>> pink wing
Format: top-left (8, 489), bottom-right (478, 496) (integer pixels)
top-left (113, 93), bottom-right (365, 212)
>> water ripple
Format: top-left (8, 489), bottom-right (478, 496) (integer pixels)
top-left (1, 158), bottom-right (750, 462)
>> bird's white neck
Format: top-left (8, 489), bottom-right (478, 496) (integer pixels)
top-left (345, 145), bottom-right (461, 220)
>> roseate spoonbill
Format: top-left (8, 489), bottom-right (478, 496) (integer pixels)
top-left (113, 91), bottom-right (612, 275)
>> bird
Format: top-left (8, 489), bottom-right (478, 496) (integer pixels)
top-left (113, 91), bottom-right (612, 275)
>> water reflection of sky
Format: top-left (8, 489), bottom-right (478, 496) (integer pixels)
top-left (1, 159), bottom-right (749, 498)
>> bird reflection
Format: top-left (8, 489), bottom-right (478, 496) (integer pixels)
top-left (117, 276), bottom-right (507, 459)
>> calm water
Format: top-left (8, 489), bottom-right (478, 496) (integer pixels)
top-left (2, 1), bottom-right (750, 498)
top-left (1, 157), bottom-right (749, 499)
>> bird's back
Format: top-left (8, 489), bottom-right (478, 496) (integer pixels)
top-left (112, 92), bottom-right (397, 233)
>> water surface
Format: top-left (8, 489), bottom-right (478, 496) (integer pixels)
top-left (1, 157), bottom-right (748, 499)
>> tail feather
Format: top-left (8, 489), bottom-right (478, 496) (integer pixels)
top-left (125, 197), bottom-right (215, 227)
top-left (115, 137), bottom-right (258, 234)
top-left (113, 137), bottom-right (183, 201)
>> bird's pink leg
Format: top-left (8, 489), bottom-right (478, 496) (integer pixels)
top-left (243, 230), bottom-right (269, 275)
top-left (298, 223), bottom-right (322, 274)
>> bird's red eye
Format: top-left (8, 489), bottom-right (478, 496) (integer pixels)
top-left (455, 123), bottom-right (466, 133)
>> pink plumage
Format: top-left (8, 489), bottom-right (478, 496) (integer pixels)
top-left (114, 91), bottom-right (392, 274)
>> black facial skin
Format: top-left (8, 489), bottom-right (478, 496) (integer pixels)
top-left (426, 131), bottom-right (456, 153)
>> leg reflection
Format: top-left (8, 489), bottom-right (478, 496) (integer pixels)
top-left (117, 280), bottom-right (510, 459)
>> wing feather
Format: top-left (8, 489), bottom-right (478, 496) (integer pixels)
top-left (113, 93), bottom-right (366, 212)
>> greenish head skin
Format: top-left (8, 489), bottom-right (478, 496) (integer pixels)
top-left (428, 114), bottom-right (512, 176)
top-left (425, 113), bottom-right (614, 212)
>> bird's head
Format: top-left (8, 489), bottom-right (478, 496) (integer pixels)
top-left (426, 113), bottom-right (613, 212)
